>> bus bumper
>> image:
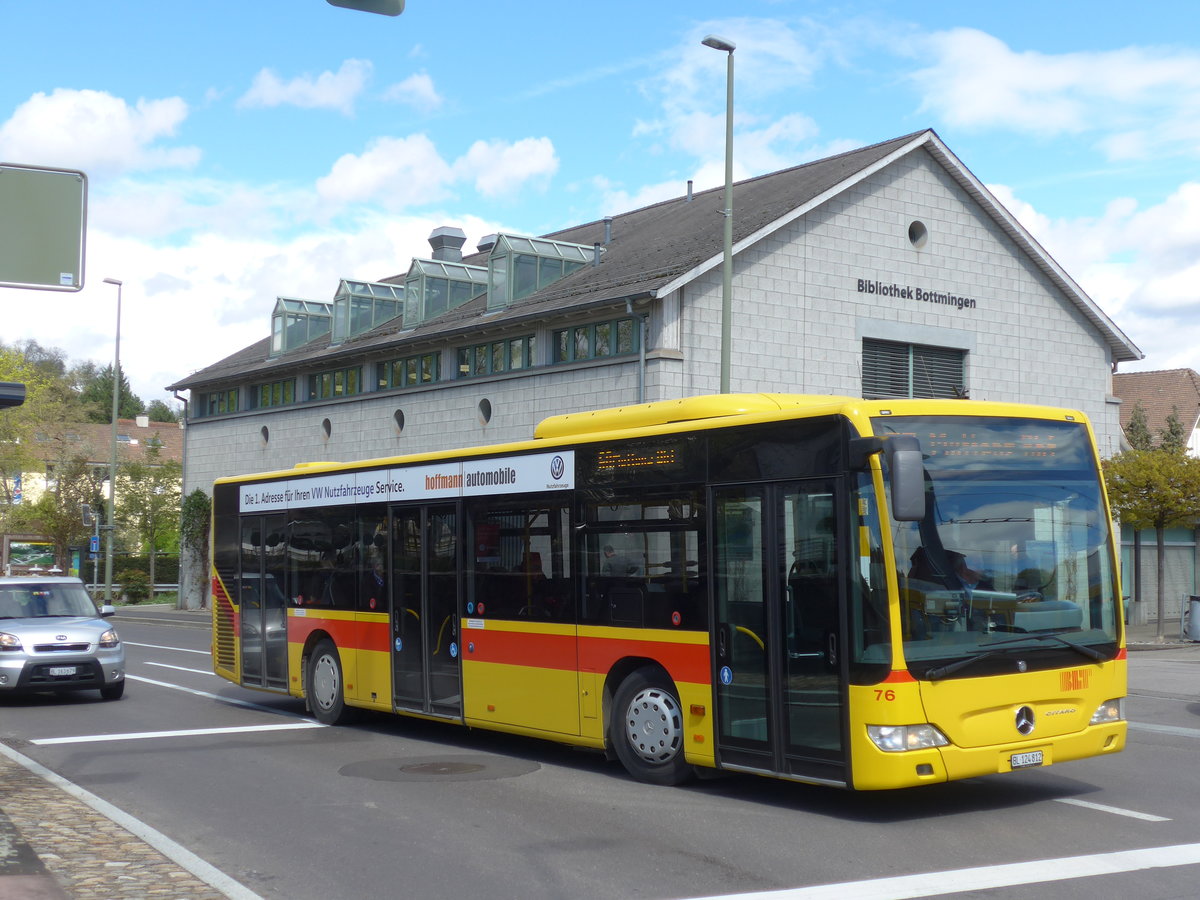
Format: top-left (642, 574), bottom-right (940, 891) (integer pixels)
top-left (851, 721), bottom-right (1126, 790)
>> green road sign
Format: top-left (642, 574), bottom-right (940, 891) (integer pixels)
top-left (0, 162), bottom-right (87, 291)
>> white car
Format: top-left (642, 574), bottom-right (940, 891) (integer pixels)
top-left (0, 576), bottom-right (125, 700)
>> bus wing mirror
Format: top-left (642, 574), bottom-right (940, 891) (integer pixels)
top-left (884, 436), bottom-right (925, 521)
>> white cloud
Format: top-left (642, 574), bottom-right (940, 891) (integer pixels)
top-left (383, 72), bottom-right (443, 113)
top-left (316, 134), bottom-right (559, 213)
top-left (238, 59), bottom-right (372, 116)
top-left (910, 29), bottom-right (1200, 160)
top-left (993, 180), bottom-right (1200, 373)
top-left (0, 88), bottom-right (198, 176)
top-left (456, 137), bottom-right (558, 198)
top-left (316, 134), bottom-right (456, 210)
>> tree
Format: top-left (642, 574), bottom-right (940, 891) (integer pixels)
top-left (1159, 406), bottom-right (1189, 455)
top-left (1104, 448), bottom-right (1200, 637)
top-left (1125, 401), bottom-right (1154, 451)
top-left (20, 452), bottom-right (105, 571)
top-left (180, 489), bottom-right (212, 610)
top-left (145, 399), bottom-right (180, 423)
top-left (78, 364), bottom-right (145, 423)
top-left (119, 441), bottom-right (182, 588)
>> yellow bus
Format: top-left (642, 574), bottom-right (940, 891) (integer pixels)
top-left (210, 394), bottom-right (1126, 789)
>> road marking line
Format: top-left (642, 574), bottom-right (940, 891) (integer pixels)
top-left (126, 673), bottom-right (311, 718)
top-left (695, 842), bottom-right (1200, 899)
top-left (1054, 798), bottom-right (1170, 821)
top-left (1130, 721), bottom-right (1200, 738)
top-left (31, 722), bottom-right (324, 745)
top-left (0, 742), bottom-right (264, 900)
top-left (123, 640), bottom-right (209, 655)
top-left (146, 661), bottom-right (215, 675)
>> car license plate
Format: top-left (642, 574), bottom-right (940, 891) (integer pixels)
top-left (48, 666), bottom-right (77, 677)
top-left (1010, 750), bottom-right (1043, 769)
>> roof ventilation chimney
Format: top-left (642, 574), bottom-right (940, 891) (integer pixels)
top-left (477, 234), bottom-right (497, 254)
top-left (603, 216), bottom-right (613, 245)
top-left (429, 226), bottom-right (467, 262)
top-left (593, 242), bottom-right (602, 266)
top-left (687, 180), bottom-right (693, 201)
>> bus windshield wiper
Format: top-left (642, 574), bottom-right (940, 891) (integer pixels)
top-left (924, 632), bottom-right (1105, 681)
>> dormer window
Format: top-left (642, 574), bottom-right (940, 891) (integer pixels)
top-left (487, 234), bottom-right (591, 311)
top-left (331, 279), bottom-right (404, 345)
top-left (270, 298), bottom-right (331, 357)
top-left (403, 259), bottom-right (487, 326)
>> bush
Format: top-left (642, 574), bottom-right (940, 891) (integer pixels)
top-left (117, 569), bottom-right (151, 604)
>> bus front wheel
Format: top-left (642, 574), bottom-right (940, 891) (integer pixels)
top-left (307, 640), bottom-right (353, 725)
top-left (611, 669), bottom-right (691, 785)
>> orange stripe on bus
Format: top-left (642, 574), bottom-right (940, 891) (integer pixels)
top-left (882, 669), bottom-right (916, 683)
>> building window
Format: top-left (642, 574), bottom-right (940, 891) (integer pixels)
top-left (250, 379), bottom-right (296, 410)
top-left (308, 367), bottom-right (362, 401)
top-left (552, 317), bottom-right (639, 364)
top-left (862, 339), bottom-right (965, 399)
top-left (198, 388), bottom-right (239, 417)
top-left (456, 335), bottom-right (537, 378)
top-left (376, 353), bottom-right (440, 389)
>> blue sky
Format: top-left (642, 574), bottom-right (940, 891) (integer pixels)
top-left (3, 0), bottom-right (1198, 406)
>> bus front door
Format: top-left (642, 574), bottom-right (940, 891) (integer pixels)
top-left (388, 504), bottom-right (462, 718)
top-left (238, 514), bottom-right (288, 691)
top-left (713, 481), bottom-right (847, 785)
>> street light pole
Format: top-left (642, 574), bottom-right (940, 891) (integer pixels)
top-left (702, 35), bottom-right (736, 393)
top-left (102, 277), bottom-right (122, 603)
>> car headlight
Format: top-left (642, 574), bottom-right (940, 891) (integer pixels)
top-left (867, 724), bottom-right (950, 752)
top-left (0, 632), bottom-right (21, 651)
top-left (1090, 698), bottom-right (1125, 725)
top-left (98, 629), bottom-right (120, 649)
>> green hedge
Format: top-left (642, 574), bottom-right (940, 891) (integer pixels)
top-left (100, 553), bottom-right (180, 583)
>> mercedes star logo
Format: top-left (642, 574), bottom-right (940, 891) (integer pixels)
top-left (1015, 705), bottom-right (1036, 735)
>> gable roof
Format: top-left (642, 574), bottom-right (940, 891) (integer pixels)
top-left (168, 129), bottom-right (1142, 392)
top-left (1112, 368), bottom-right (1200, 438)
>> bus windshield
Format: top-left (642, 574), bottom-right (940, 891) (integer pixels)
top-left (874, 415), bottom-right (1120, 676)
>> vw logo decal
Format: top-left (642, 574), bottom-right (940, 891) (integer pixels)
top-left (1015, 705), bottom-right (1036, 736)
top-left (550, 455), bottom-right (565, 480)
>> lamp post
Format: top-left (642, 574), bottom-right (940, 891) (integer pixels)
top-left (102, 277), bottom-right (122, 603)
top-left (702, 34), bottom-right (735, 393)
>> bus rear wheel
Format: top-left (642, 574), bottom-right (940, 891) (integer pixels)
top-left (307, 640), bottom-right (353, 725)
top-left (611, 668), bottom-right (691, 786)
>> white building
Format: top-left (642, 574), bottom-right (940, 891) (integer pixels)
top-left (169, 130), bottom-right (1142, 498)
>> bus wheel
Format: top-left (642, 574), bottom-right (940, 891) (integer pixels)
top-left (612, 669), bottom-right (691, 785)
top-left (307, 640), bottom-right (352, 725)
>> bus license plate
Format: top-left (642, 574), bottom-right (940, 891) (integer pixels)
top-left (1010, 750), bottom-right (1043, 769)
top-left (49, 666), bottom-right (76, 677)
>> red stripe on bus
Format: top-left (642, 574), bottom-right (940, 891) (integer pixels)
top-left (580, 634), bottom-right (710, 684)
top-left (465, 628), bottom-right (578, 670)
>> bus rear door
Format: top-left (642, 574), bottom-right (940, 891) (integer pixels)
top-left (388, 504), bottom-right (462, 718)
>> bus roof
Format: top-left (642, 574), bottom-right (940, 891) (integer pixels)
top-left (213, 393), bottom-right (1091, 486)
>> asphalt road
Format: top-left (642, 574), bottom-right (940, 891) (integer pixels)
top-left (3, 609), bottom-right (1200, 900)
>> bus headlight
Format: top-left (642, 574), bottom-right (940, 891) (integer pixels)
top-left (867, 724), bottom-right (950, 752)
top-left (1090, 698), bottom-right (1125, 725)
